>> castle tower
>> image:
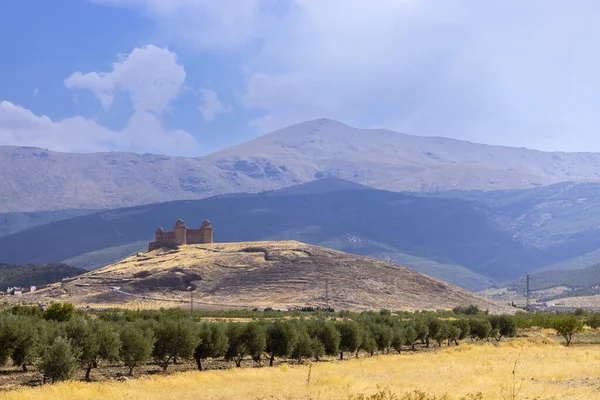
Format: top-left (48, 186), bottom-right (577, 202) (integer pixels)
top-left (155, 227), bottom-right (164, 241)
top-left (199, 220), bottom-right (214, 243)
top-left (173, 219), bottom-right (187, 245)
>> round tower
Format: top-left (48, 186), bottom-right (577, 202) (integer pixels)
top-left (200, 220), bottom-right (214, 243)
top-left (173, 219), bottom-right (187, 245)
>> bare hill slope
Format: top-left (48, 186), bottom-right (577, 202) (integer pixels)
top-left (4, 119), bottom-right (600, 212)
top-left (13, 241), bottom-right (514, 313)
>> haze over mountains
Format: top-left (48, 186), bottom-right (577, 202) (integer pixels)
top-left (4, 119), bottom-right (600, 212)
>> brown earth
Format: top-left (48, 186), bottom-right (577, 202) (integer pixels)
top-left (7, 241), bottom-right (514, 313)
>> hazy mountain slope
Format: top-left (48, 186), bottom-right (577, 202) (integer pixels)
top-left (0, 179), bottom-right (536, 282)
top-left (10, 241), bottom-right (514, 313)
top-left (4, 119), bottom-right (600, 212)
top-left (0, 209), bottom-right (97, 237)
top-left (420, 182), bottom-right (600, 272)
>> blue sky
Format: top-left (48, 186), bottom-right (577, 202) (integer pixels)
top-left (1, 1), bottom-right (600, 156)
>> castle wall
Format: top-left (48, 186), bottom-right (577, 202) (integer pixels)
top-left (148, 220), bottom-right (214, 251)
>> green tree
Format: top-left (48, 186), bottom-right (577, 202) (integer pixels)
top-left (585, 313), bottom-right (600, 329)
top-left (403, 324), bottom-right (418, 350)
top-left (469, 319), bottom-right (492, 342)
top-left (152, 318), bottom-right (198, 371)
top-left (43, 302), bottom-right (75, 322)
top-left (454, 319), bottom-right (470, 342)
top-left (391, 327), bottom-right (405, 353)
top-left (434, 322), bottom-right (450, 347)
top-left (194, 323), bottom-right (228, 371)
top-left (37, 337), bottom-right (79, 384)
top-left (307, 320), bottom-right (340, 360)
top-left (336, 320), bottom-right (361, 360)
top-left (265, 321), bottom-right (298, 366)
top-left (225, 323), bottom-right (266, 367)
top-left (65, 319), bottom-right (120, 381)
top-left (359, 327), bottom-right (377, 357)
top-left (413, 319), bottom-right (429, 346)
top-left (0, 315), bottom-right (18, 366)
top-left (553, 316), bottom-right (584, 346)
top-left (371, 324), bottom-right (393, 354)
top-left (426, 317), bottom-right (442, 347)
top-left (11, 317), bottom-right (40, 371)
top-left (310, 336), bottom-right (325, 362)
top-left (447, 325), bottom-right (461, 346)
top-left (489, 316), bottom-right (517, 341)
top-left (119, 322), bottom-right (154, 376)
top-left (291, 329), bottom-right (313, 364)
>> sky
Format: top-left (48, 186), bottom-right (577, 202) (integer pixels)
top-left (1, 0), bottom-right (600, 156)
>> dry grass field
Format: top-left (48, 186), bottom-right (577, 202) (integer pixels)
top-left (3, 338), bottom-right (600, 400)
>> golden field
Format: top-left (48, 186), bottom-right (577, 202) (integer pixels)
top-left (3, 338), bottom-right (600, 400)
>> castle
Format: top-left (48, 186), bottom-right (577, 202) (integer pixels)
top-left (148, 219), bottom-right (214, 251)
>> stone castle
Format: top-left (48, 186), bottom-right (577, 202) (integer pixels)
top-left (148, 219), bottom-right (214, 251)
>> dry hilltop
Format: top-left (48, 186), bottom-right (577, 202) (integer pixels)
top-left (10, 241), bottom-right (514, 313)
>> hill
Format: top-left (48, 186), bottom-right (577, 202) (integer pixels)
top-left (0, 263), bottom-right (86, 290)
top-left (10, 241), bottom-right (514, 313)
top-left (5, 119), bottom-right (600, 212)
top-left (0, 179), bottom-right (537, 285)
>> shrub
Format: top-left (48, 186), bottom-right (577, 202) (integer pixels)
top-left (37, 336), bottom-right (79, 384)
top-left (391, 327), bottom-right (405, 353)
top-left (43, 302), bottom-right (75, 322)
top-left (194, 323), bottom-right (228, 370)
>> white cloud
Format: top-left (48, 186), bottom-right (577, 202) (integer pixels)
top-left (199, 89), bottom-right (231, 122)
top-left (32, 88), bottom-right (39, 98)
top-left (65, 45), bottom-right (185, 114)
top-left (0, 101), bottom-right (199, 155)
top-left (1, 45), bottom-right (201, 155)
top-left (92, 0), bottom-right (600, 152)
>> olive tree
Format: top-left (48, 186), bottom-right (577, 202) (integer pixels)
top-left (194, 323), bottom-right (228, 370)
top-left (336, 320), bottom-right (361, 360)
top-left (37, 337), bottom-right (79, 384)
top-left (152, 318), bottom-right (198, 371)
top-left (265, 321), bottom-right (298, 366)
top-left (553, 316), bottom-right (584, 346)
top-left (120, 322), bottom-right (154, 376)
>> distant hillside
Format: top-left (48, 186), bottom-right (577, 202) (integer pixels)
top-left (0, 209), bottom-right (96, 238)
top-left (0, 179), bottom-right (539, 285)
top-left (0, 263), bottom-right (86, 290)
top-left (5, 119), bottom-right (600, 212)
top-left (10, 241), bottom-right (515, 314)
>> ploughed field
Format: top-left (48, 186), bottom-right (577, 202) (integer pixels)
top-left (3, 332), bottom-right (600, 400)
top-left (9, 241), bottom-right (512, 313)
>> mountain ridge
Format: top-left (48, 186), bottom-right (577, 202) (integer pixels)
top-left (4, 118), bottom-right (600, 212)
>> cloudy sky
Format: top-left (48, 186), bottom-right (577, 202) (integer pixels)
top-left (1, 0), bottom-right (599, 156)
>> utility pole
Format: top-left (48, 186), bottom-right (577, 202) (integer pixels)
top-left (526, 274), bottom-right (530, 310)
top-left (326, 278), bottom-right (331, 310)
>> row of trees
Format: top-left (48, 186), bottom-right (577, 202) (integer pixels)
top-left (0, 304), bottom-right (520, 385)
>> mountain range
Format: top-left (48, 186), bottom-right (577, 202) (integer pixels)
top-left (4, 177), bottom-right (600, 293)
top-left (4, 118), bottom-right (600, 296)
top-left (4, 118), bottom-right (600, 213)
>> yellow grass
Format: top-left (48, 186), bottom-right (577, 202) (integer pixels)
top-left (3, 339), bottom-right (600, 400)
